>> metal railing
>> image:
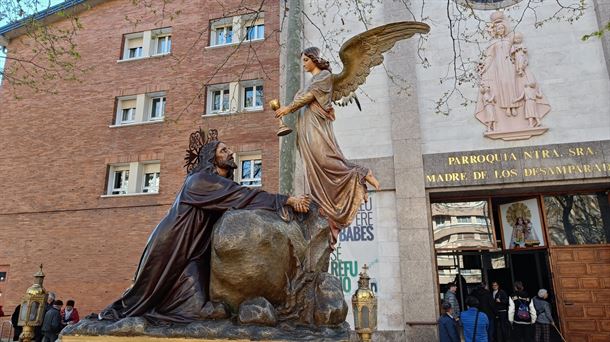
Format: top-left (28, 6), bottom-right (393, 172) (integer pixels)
top-left (0, 320), bottom-right (14, 342)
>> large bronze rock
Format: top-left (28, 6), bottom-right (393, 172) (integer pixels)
top-left (209, 209), bottom-right (307, 311)
top-left (209, 204), bottom-right (347, 327)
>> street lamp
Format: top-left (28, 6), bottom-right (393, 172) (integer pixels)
top-left (18, 265), bottom-right (48, 342)
top-left (351, 264), bottom-right (377, 342)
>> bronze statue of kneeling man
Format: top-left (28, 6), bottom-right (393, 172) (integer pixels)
top-left (99, 129), bottom-right (311, 323)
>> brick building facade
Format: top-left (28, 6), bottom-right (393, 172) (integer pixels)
top-left (0, 0), bottom-right (281, 318)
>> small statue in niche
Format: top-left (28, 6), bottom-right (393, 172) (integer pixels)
top-left (514, 81), bottom-right (544, 128)
top-left (480, 84), bottom-right (497, 132)
top-left (510, 32), bottom-right (528, 78)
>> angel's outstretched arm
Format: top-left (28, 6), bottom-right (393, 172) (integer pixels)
top-left (276, 92), bottom-right (317, 118)
top-left (287, 92), bottom-right (316, 113)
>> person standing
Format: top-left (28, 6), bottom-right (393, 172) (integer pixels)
top-left (60, 300), bottom-right (80, 328)
top-left (533, 289), bottom-right (554, 342)
top-left (438, 302), bottom-right (460, 342)
top-left (41, 300), bottom-right (63, 342)
top-left (460, 296), bottom-right (490, 342)
top-left (471, 282), bottom-right (495, 341)
top-left (35, 291), bottom-right (55, 342)
top-left (508, 281), bottom-right (537, 342)
top-left (444, 283), bottom-right (461, 320)
top-left (11, 304), bottom-right (22, 341)
top-left (491, 281), bottom-right (510, 342)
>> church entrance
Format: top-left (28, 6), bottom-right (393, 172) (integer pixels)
top-left (432, 189), bottom-right (610, 341)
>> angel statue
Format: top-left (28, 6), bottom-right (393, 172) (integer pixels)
top-left (275, 22), bottom-right (430, 243)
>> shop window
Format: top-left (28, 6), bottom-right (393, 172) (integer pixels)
top-left (431, 201), bottom-right (495, 250)
top-left (543, 192), bottom-right (610, 245)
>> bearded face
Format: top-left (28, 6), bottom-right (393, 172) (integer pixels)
top-left (214, 142), bottom-right (237, 171)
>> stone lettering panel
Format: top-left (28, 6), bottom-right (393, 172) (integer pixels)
top-left (423, 140), bottom-right (610, 188)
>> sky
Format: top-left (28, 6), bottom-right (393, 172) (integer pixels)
top-left (0, 0), bottom-right (66, 79)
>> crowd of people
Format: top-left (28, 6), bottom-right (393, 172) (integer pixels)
top-left (439, 280), bottom-right (556, 342)
top-left (9, 292), bottom-right (79, 342)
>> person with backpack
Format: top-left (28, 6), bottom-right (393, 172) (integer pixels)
top-left (508, 281), bottom-right (537, 341)
top-left (533, 289), bottom-right (554, 342)
top-left (460, 296), bottom-right (490, 342)
top-left (438, 302), bottom-right (460, 342)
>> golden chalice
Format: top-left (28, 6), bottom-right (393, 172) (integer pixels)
top-left (270, 99), bottom-right (293, 137)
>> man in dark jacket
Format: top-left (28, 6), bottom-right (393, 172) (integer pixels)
top-left (11, 304), bottom-right (22, 341)
top-left (471, 282), bottom-right (495, 341)
top-left (492, 281), bottom-right (510, 342)
top-left (41, 300), bottom-right (63, 342)
top-left (438, 302), bottom-right (460, 342)
top-left (35, 292), bottom-right (55, 342)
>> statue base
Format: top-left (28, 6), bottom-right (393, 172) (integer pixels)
top-left (61, 337), bottom-right (251, 342)
top-left (61, 317), bottom-right (350, 342)
top-left (484, 126), bottom-right (548, 141)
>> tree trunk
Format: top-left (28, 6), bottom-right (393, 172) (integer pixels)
top-left (596, 192), bottom-right (610, 243)
top-left (279, 0), bottom-right (303, 195)
top-left (561, 195), bottom-right (577, 244)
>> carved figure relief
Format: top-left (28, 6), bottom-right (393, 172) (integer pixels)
top-left (475, 11), bottom-right (551, 140)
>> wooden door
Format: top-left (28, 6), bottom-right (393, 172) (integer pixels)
top-left (550, 245), bottom-right (610, 342)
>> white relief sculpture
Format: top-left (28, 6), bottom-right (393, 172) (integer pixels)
top-left (474, 11), bottom-right (551, 141)
top-left (510, 32), bottom-right (528, 78)
top-left (480, 84), bottom-right (497, 132)
top-left (514, 81), bottom-right (543, 128)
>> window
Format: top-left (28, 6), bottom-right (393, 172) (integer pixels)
top-left (544, 192), bottom-right (610, 246)
top-left (129, 46), bottom-right (142, 58)
top-left (209, 14), bottom-right (264, 47)
top-left (434, 215), bottom-right (450, 227)
top-left (211, 88), bottom-right (229, 113)
top-left (124, 34), bottom-right (144, 60)
top-left (243, 84), bottom-right (263, 110)
top-left (237, 155), bottom-right (262, 186)
top-left (431, 201), bottom-right (494, 250)
top-left (114, 92), bottom-right (166, 126)
top-left (150, 96), bottom-right (166, 120)
top-left (213, 26), bottom-right (233, 46)
top-left (116, 98), bottom-right (136, 125)
top-left (121, 28), bottom-right (171, 60)
top-left (245, 24), bottom-right (264, 41)
top-left (155, 35), bottom-right (172, 54)
top-left (205, 81), bottom-right (263, 114)
top-left (109, 165), bottom-right (130, 195)
top-left (456, 216), bottom-right (471, 224)
top-left (106, 162), bottom-right (161, 195)
top-left (475, 216), bottom-right (488, 225)
top-left (142, 164), bottom-right (160, 193)
top-left (0, 272), bottom-right (6, 282)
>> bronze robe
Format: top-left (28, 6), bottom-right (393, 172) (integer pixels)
top-left (102, 169), bottom-right (287, 323)
top-left (287, 70), bottom-right (368, 235)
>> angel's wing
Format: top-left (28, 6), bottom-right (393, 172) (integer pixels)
top-left (332, 21), bottom-right (430, 102)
